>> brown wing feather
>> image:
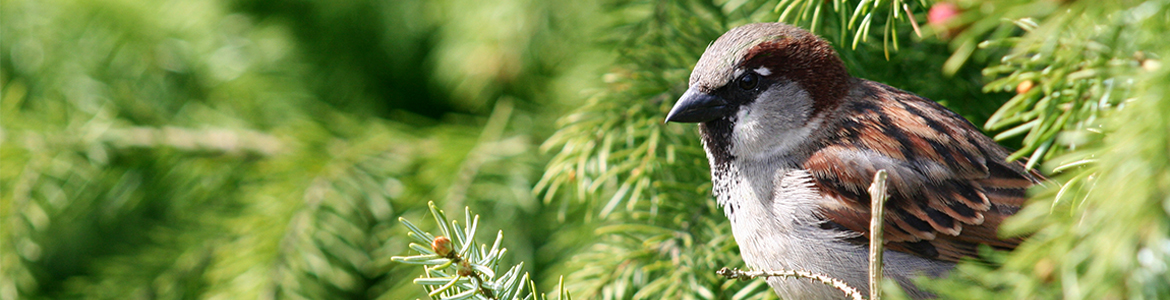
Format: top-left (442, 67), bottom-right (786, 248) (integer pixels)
top-left (803, 80), bottom-right (1044, 261)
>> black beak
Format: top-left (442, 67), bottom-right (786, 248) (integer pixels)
top-left (665, 88), bottom-right (732, 123)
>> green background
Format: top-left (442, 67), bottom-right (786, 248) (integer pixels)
top-left (3, 0), bottom-right (1168, 299)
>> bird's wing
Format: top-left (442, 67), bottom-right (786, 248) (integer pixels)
top-left (802, 81), bottom-right (1044, 262)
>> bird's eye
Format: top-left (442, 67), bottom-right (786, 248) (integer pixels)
top-left (737, 72), bottom-right (758, 90)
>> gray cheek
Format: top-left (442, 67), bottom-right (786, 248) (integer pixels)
top-left (729, 82), bottom-right (815, 160)
top-left (752, 82), bottom-right (814, 129)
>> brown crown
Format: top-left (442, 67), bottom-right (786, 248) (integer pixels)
top-left (692, 23), bottom-right (851, 115)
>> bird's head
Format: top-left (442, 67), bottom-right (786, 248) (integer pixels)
top-left (666, 23), bottom-right (851, 163)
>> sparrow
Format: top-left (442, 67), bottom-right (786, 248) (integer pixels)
top-left (665, 23), bottom-right (1044, 299)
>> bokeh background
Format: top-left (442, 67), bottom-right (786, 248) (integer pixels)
top-left (3, 0), bottom-right (1169, 299)
top-left (2, 0), bottom-right (607, 298)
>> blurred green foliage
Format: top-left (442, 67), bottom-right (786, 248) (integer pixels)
top-left (3, 0), bottom-right (1169, 300)
top-left (2, 0), bottom-right (606, 298)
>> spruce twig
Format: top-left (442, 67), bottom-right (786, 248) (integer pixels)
top-left (392, 202), bottom-right (566, 300)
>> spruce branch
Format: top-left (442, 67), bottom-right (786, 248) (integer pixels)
top-left (775, 0), bottom-right (931, 55)
top-left (966, 0), bottom-right (1166, 175)
top-left (922, 0), bottom-right (1163, 172)
top-left (915, 2), bottom-right (1170, 298)
top-left (392, 202), bottom-right (565, 300)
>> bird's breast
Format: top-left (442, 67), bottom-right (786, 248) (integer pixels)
top-left (715, 165), bottom-right (871, 299)
top-left (713, 163), bottom-right (956, 299)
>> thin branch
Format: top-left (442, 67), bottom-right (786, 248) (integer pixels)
top-left (868, 170), bottom-right (889, 300)
top-left (716, 267), bottom-right (864, 300)
top-left (103, 126), bottom-right (284, 155)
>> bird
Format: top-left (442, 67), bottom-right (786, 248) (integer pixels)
top-left (664, 23), bottom-right (1044, 299)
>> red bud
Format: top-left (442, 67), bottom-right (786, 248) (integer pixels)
top-left (1017, 80), bottom-right (1034, 94)
top-left (928, 2), bottom-right (960, 26)
top-left (432, 236), bottom-right (452, 257)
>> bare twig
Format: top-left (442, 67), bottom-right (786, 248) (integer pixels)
top-left (103, 126), bottom-right (283, 155)
top-left (868, 170), bottom-right (889, 300)
top-left (716, 267), bottom-right (864, 300)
